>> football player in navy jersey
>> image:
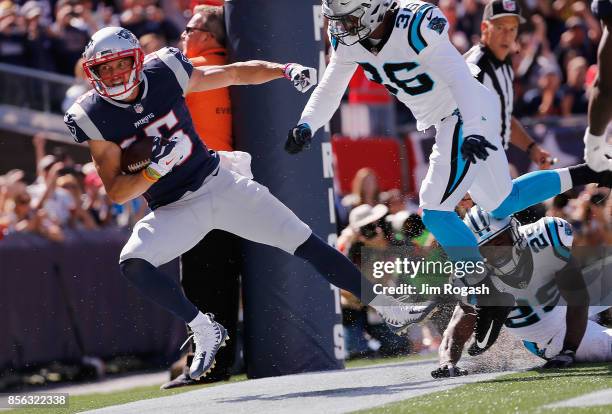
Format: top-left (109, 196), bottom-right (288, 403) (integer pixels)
top-left (65, 27), bottom-right (421, 380)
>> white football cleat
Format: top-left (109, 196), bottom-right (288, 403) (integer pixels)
top-left (182, 313), bottom-right (229, 380)
top-left (371, 295), bottom-right (436, 334)
top-left (584, 130), bottom-right (612, 172)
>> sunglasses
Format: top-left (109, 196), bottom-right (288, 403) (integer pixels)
top-left (185, 27), bottom-right (209, 35)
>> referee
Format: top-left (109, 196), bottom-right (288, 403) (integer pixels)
top-left (465, 0), bottom-right (554, 169)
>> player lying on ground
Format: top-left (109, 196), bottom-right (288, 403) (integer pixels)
top-left (287, 0), bottom-right (611, 338)
top-left (64, 27), bottom-right (420, 381)
top-left (432, 206), bottom-right (612, 378)
top-left (584, 0), bottom-right (612, 172)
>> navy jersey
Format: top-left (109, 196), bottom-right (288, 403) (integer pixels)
top-left (64, 47), bottom-right (219, 210)
top-left (592, 0), bottom-right (612, 19)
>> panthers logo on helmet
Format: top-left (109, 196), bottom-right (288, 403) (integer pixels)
top-left (427, 17), bottom-right (447, 35)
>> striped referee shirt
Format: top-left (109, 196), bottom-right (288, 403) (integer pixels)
top-left (464, 44), bottom-right (514, 149)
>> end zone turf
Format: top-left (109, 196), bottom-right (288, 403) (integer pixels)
top-left (360, 363), bottom-right (612, 414)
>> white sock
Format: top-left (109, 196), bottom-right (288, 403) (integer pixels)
top-left (557, 168), bottom-right (573, 193)
top-left (188, 311), bottom-right (209, 328)
top-left (584, 128), bottom-right (605, 144)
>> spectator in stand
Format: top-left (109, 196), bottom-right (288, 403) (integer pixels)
top-left (456, 0), bottom-right (484, 45)
top-left (535, 0), bottom-right (566, 48)
top-left (120, 0), bottom-right (180, 44)
top-left (546, 193), bottom-right (571, 221)
top-left (28, 158), bottom-right (75, 227)
top-left (574, 190), bottom-right (612, 247)
top-left (81, 162), bottom-right (116, 227)
top-left (0, 0), bottom-right (27, 66)
top-left (561, 55), bottom-right (589, 115)
top-left (341, 167), bottom-right (381, 211)
top-left (439, 0), bottom-right (470, 52)
top-left (56, 173), bottom-right (98, 229)
top-left (139, 32), bottom-right (166, 54)
top-left (49, 0), bottom-right (95, 75)
top-left (519, 61), bottom-right (563, 117)
top-left (21, 0), bottom-right (55, 71)
top-left (555, 16), bottom-right (597, 74)
top-left (0, 188), bottom-right (64, 241)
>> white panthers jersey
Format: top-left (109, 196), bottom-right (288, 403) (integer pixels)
top-left (499, 217), bottom-right (574, 341)
top-left (300, 0), bottom-right (487, 137)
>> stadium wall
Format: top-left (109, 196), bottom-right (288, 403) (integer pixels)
top-left (225, 0), bottom-right (344, 378)
top-left (0, 230), bottom-right (184, 373)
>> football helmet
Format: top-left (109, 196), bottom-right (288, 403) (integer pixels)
top-left (82, 27), bottom-right (145, 101)
top-left (322, 0), bottom-right (393, 46)
top-left (463, 205), bottom-right (526, 276)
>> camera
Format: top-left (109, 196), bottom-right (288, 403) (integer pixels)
top-left (359, 222), bottom-right (379, 239)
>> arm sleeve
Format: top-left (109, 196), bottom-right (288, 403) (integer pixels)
top-left (298, 50), bottom-right (357, 134)
top-left (156, 47), bottom-right (194, 95)
top-left (417, 8), bottom-right (485, 137)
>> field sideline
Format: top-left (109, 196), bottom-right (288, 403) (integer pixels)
top-left (5, 352), bottom-right (611, 413)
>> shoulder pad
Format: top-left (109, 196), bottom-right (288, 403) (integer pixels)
top-left (153, 47), bottom-right (193, 94)
top-left (401, 4), bottom-right (449, 55)
top-left (64, 100), bottom-right (104, 143)
top-left (542, 217), bottom-right (573, 261)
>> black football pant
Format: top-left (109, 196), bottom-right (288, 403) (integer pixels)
top-left (180, 229), bottom-right (241, 381)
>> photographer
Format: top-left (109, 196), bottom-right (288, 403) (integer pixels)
top-left (337, 204), bottom-right (410, 358)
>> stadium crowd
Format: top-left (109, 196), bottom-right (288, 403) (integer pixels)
top-left (0, 0), bottom-right (602, 118)
top-left (0, 133), bottom-right (147, 240)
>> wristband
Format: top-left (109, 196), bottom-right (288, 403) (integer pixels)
top-left (142, 167), bottom-right (159, 183)
top-left (282, 63), bottom-right (293, 80)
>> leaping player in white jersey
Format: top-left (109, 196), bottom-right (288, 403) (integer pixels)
top-left (286, 0), bottom-right (611, 330)
top-left (431, 206), bottom-right (611, 378)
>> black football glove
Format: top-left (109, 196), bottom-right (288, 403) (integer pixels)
top-left (542, 349), bottom-right (576, 369)
top-left (431, 364), bottom-right (468, 379)
top-left (285, 123), bottom-right (312, 154)
top-left (461, 135), bottom-right (498, 164)
top-left (468, 303), bottom-right (513, 356)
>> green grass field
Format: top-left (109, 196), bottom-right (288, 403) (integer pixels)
top-left (6, 360), bottom-right (611, 413)
top-left (4, 355), bottom-right (417, 414)
top-left (359, 363), bottom-right (612, 414)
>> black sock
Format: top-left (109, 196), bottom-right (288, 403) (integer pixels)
top-left (120, 258), bottom-right (199, 322)
top-left (568, 163), bottom-right (603, 186)
top-left (294, 233), bottom-right (375, 303)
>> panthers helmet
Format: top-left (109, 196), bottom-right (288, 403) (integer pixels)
top-left (82, 27), bottom-right (145, 101)
top-left (463, 205), bottom-right (526, 276)
top-left (322, 0), bottom-right (393, 46)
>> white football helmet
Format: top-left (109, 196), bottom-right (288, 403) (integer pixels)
top-left (463, 205), bottom-right (526, 276)
top-left (322, 0), bottom-right (393, 46)
top-left (82, 27), bottom-right (144, 101)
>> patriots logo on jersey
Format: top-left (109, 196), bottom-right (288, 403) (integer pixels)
top-left (427, 16), bottom-right (446, 34)
top-left (64, 113), bottom-right (77, 139)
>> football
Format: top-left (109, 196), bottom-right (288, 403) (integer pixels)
top-left (121, 137), bottom-right (154, 174)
